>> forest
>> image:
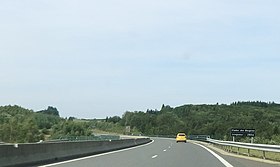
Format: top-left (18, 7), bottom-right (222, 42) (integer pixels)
top-left (0, 106), bottom-right (92, 143)
top-left (0, 101), bottom-right (280, 144)
top-left (119, 102), bottom-right (280, 144)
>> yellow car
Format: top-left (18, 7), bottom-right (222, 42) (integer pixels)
top-left (176, 133), bottom-right (187, 143)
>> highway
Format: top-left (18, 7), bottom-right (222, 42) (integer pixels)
top-left (40, 138), bottom-right (280, 167)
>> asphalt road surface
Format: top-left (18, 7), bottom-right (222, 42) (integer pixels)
top-left (39, 138), bottom-right (280, 167)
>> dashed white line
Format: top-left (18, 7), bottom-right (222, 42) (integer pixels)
top-left (163, 149), bottom-right (167, 152)
top-left (152, 155), bottom-right (158, 159)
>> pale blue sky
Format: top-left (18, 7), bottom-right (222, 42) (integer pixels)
top-left (0, 0), bottom-right (279, 118)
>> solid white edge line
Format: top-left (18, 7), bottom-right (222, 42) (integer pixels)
top-left (193, 143), bottom-right (234, 167)
top-left (39, 140), bottom-right (154, 167)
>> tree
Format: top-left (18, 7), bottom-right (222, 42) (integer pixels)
top-left (37, 106), bottom-right (60, 116)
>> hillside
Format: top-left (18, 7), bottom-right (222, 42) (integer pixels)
top-left (120, 101), bottom-right (280, 144)
top-left (0, 105), bottom-right (92, 143)
top-left (1, 101), bottom-right (280, 144)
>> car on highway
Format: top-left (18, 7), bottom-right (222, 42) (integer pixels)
top-left (176, 133), bottom-right (187, 143)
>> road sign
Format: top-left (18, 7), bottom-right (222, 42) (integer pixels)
top-left (231, 128), bottom-right (255, 137)
top-left (125, 126), bottom-right (131, 133)
top-left (245, 129), bottom-right (256, 137)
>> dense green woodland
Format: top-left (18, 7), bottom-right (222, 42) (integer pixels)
top-left (120, 102), bottom-right (280, 144)
top-left (0, 106), bottom-right (91, 143)
top-left (0, 101), bottom-right (280, 144)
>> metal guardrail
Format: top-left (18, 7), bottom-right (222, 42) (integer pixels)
top-left (45, 135), bottom-right (120, 142)
top-left (188, 135), bottom-right (210, 141)
top-left (207, 138), bottom-right (280, 160)
top-left (148, 135), bottom-right (176, 138)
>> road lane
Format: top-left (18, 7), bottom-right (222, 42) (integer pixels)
top-left (40, 138), bottom-right (230, 167)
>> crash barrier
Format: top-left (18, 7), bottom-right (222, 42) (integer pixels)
top-left (188, 135), bottom-right (210, 141)
top-left (148, 135), bottom-right (176, 138)
top-left (207, 138), bottom-right (280, 161)
top-left (45, 135), bottom-right (120, 142)
top-left (0, 138), bottom-right (151, 167)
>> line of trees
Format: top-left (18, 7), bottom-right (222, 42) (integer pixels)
top-left (0, 105), bottom-right (92, 143)
top-left (0, 105), bottom-right (43, 143)
top-left (1, 101), bottom-right (280, 144)
top-left (117, 102), bottom-right (280, 144)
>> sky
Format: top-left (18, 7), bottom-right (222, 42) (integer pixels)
top-left (0, 0), bottom-right (279, 118)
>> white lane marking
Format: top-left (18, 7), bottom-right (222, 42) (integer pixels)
top-left (163, 149), bottom-right (167, 152)
top-left (193, 143), bottom-right (234, 167)
top-left (152, 155), bottom-right (158, 159)
top-left (39, 140), bottom-right (154, 167)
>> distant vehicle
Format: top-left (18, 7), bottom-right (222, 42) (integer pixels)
top-left (176, 133), bottom-right (187, 143)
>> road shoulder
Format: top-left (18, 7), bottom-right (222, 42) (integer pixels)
top-left (189, 140), bottom-right (280, 166)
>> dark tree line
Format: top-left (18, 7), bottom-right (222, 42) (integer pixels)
top-left (0, 105), bottom-right (92, 143)
top-left (1, 101), bottom-right (280, 144)
top-left (0, 105), bottom-right (43, 143)
top-left (119, 102), bottom-right (280, 144)
top-left (37, 106), bottom-right (60, 116)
